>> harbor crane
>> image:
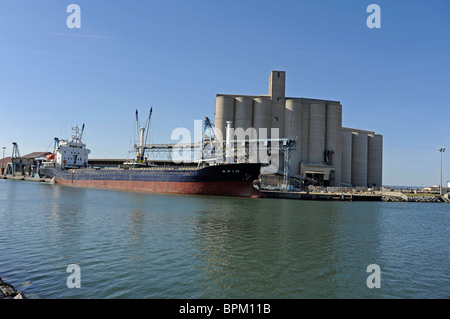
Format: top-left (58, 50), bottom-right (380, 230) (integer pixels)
top-left (201, 116), bottom-right (218, 161)
top-left (5, 142), bottom-right (24, 176)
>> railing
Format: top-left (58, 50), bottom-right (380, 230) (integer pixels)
top-left (307, 186), bottom-right (373, 193)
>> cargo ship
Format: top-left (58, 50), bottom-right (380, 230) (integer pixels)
top-left (39, 113), bottom-right (263, 198)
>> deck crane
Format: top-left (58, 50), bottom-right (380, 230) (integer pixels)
top-left (135, 107), bottom-right (152, 163)
top-left (79, 123), bottom-right (85, 142)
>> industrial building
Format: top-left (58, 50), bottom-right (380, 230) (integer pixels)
top-left (214, 70), bottom-right (383, 188)
top-left (1, 151), bottom-right (52, 176)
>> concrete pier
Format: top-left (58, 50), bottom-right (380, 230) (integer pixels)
top-left (261, 190), bottom-right (449, 202)
top-left (261, 190), bottom-right (382, 201)
top-left (0, 175), bottom-right (51, 182)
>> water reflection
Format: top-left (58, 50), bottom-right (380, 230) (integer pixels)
top-left (126, 208), bottom-right (145, 262)
top-left (192, 198), bottom-right (384, 298)
top-left (42, 184), bottom-right (88, 248)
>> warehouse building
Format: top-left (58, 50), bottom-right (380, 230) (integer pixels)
top-left (214, 70), bottom-right (383, 188)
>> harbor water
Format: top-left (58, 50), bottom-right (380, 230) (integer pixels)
top-left (0, 179), bottom-right (449, 299)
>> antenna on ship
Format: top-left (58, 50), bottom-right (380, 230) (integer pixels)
top-left (72, 124), bottom-right (79, 143)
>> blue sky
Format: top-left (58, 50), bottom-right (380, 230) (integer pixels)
top-left (0, 0), bottom-right (449, 186)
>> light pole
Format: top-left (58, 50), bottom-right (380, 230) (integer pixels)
top-left (439, 148), bottom-right (445, 195)
top-left (1, 147), bottom-right (5, 175)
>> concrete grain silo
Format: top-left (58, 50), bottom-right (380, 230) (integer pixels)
top-left (214, 95), bottom-right (235, 142)
top-left (367, 134), bottom-right (383, 188)
top-left (234, 96), bottom-right (254, 138)
top-left (341, 129), bottom-right (353, 186)
top-left (351, 131), bottom-right (368, 187)
top-left (326, 103), bottom-right (342, 186)
top-left (300, 102), bottom-right (310, 162)
top-left (213, 70), bottom-right (383, 188)
top-left (269, 71), bottom-right (285, 138)
top-left (284, 98), bottom-right (302, 173)
top-left (253, 97), bottom-right (272, 139)
top-left (308, 103), bottom-right (326, 163)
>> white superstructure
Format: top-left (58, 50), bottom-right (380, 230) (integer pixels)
top-left (44, 124), bottom-right (90, 168)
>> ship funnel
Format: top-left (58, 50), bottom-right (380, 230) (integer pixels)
top-left (225, 121), bottom-right (232, 164)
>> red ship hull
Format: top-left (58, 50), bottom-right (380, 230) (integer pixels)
top-left (40, 162), bottom-right (265, 198)
top-left (55, 179), bottom-right (263, 198)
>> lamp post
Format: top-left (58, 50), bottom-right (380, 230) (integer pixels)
top-left (1, 147), bottom-right (5, 175)
top-left (439, 148), bottom-right (445, 195)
